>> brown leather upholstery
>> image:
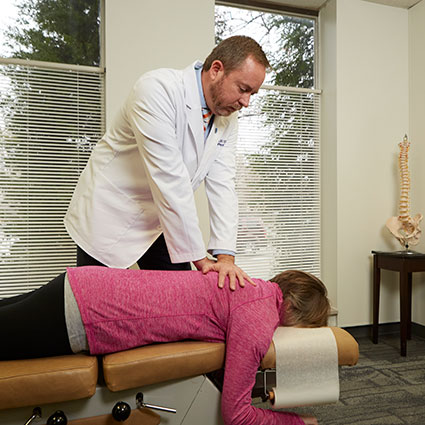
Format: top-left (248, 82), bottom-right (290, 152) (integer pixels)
top-left (330, 327), bottom-right (359, 366)
top-left (103, 341), bottom-right (226, 392)
top-left (0, 354), bottom-right (97, 410)
top-left (103, 327), bottom-right (359, 392)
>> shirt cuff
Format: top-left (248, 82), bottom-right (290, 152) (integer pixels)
top-left (211, 249), bottom-right (235, 257)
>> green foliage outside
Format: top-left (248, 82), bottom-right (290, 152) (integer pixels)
top-left (3, 0), bottom-right (100, 66)
top-left (215, 6), bottom-right (315, 89)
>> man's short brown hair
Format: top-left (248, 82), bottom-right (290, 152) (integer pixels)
top-left (270, 270), bottom-right (331, 327)
top-left (203, 35), bottom-right (270, 73)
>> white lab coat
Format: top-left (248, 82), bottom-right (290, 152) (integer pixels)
top-left (64, 62), bottom-right (238, 268)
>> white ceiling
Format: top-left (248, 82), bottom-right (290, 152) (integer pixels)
top-left (264, 0), bottom-right (422, 11)
top-left (362, 0), bottom-right (421, 8)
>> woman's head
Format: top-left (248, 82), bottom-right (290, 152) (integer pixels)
top-left (269, 270), bottom-right (330, 327)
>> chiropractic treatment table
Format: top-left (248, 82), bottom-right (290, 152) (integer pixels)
top-left (0, 327), bottom-right (358, 425)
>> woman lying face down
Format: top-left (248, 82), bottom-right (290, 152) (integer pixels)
top-left (0, 267), bottom-right (330, 425)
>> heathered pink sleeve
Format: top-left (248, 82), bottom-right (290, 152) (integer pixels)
top-left (221, 298), bottom-right (305, 425)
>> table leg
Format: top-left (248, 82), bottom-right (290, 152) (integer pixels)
top-left (400, 271), bottom-right (409, 356)
top-left (407, 272), bottom-right (412, 340)
top-left (372, 256), bottom-right (380, 344)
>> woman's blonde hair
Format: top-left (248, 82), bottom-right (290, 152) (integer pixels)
top-left (269, 270), bottom-right (330, 327)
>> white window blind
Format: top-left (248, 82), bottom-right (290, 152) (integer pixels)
top-left (0, 62), bottom-right (104, 297)
top-left (235, 86), bottom-right (320, 280)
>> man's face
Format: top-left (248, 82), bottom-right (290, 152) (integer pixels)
top-left (206, 56), bottom-right (266, 116)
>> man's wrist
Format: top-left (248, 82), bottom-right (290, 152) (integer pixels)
top-left (193, 256), bottom-right (207, 265)
top-left (193, 256), bottom-right (210, 270)
top-left (216, 254), bottom-right (235, 264)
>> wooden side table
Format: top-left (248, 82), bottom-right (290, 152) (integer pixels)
top-left (372, 250), bottom-right (425, 356)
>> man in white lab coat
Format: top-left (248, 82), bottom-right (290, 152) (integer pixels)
top-left (64, 36), bottom-right (269, 290)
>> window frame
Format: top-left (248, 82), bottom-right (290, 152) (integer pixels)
top-left (215, 1), bottom-right (322, 279)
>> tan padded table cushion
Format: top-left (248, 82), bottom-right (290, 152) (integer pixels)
top-left (103, 327), bottom-right (359, 392)
top-left (103, 341), bottom-right (226, 392)
top-left (0, 354), bottom-right (97, 410)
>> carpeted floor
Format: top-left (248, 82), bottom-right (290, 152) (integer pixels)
top-left (254, 332), bottom-right (425, 424)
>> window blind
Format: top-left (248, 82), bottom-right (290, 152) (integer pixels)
top-left (0, 62), bottom-right (104, 297)
top-left (235, 86), bottom-right (320, 280)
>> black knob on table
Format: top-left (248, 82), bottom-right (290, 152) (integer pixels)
top-left (112, 401), bottom-right (131, 421)
top-left (47, 410), bottom-right (67, 425)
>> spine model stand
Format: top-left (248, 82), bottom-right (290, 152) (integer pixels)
top-left (386, 135), bottom-right (423, 249)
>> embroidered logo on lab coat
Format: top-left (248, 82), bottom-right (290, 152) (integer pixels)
top-left (217, 139), bottom-right (226, 147)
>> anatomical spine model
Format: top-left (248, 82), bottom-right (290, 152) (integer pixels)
top-left (386, 135), bottom-right (423, 249)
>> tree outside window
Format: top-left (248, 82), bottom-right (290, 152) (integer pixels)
top-left (1, 0), bottom-right (101, 66)
top-left (215, 4), bottom-right (315, 88)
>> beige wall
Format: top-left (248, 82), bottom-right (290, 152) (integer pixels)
top-left (409, 0), bottom-right (425, 326)
top-left (320, 0), bottom-right (410, 326)
top-left (105, 0), bottom-right (215, 125)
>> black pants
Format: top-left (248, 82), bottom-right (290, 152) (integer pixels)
top-left (76, 233), bottom-right (192, 271)
top-left (0, 273), bottom-right (72, 360)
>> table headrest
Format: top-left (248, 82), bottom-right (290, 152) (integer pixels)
top-left (260, 326), bottom-right (359, 370)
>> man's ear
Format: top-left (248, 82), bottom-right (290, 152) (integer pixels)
top-left (209, 60), bottom-right (225, 80)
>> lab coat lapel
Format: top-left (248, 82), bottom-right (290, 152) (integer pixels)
top-left (191, 118), bottom-right (223, 187)
top-left (182, 63), bottom-right (226, 189)
top-left (183, 63), bottom-right (204, 163)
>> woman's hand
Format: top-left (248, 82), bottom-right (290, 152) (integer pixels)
top-left (299, 414), bottom-right (318, 425)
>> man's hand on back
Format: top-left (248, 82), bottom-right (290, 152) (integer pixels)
top-left (193, 254), bottom-right (255, 291)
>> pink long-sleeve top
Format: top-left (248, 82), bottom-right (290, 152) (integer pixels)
top-left (67, 266), bottom-right (304, 425)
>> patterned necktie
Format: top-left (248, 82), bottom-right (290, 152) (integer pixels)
top-left (202, 107), bottom-right (213, 133)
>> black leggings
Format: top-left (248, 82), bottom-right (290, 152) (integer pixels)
top-left (0, 273), bottom-right (72, 360)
